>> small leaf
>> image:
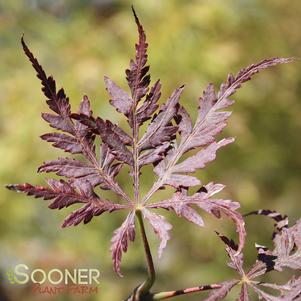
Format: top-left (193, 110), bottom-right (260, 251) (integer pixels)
top-left (126, 7), bottom-right (150, 102)
top-left (96, 118), bottom-right (133, 165)
top-left (21, 36), bottom-right (71, 116)
top-left (245, 209), bottom-right (288, 235)
top-left (138, 142), bottom-right (170, 167)
top-left (171, 138), bottom-right (234, 174)
top-left (38, 158), bottom-right (101, 187)
top-left (142, 208), bottom-right (172, 257)
top-left (110, 212), bottom-right (136, 277)
top-left (104, 76), bottom-right (132, 116)
top-left (136, 80), bottom-right (161, 125)
top-left (139, 86), bottom-right (183, 151)
top-left (41, 133), bottom-right (82, 154)
top-left (148, 189), bottom-right (204, 227)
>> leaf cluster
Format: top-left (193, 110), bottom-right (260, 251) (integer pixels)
top-left (6, 8), bottom-right (299, 301)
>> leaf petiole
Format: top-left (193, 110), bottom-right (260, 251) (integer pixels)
top-left (151, 284), bottom-right (222, 300)
top-left (136, 210), bottom-right (156, 297)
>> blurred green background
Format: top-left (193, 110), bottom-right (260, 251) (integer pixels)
top-left (0, 0), bottom-right (300, 300)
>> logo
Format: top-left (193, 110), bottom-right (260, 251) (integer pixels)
top-left (5, 264), bottom-right (101, 296)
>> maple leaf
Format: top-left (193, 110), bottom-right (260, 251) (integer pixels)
top-left (7, 9), bottom-right (294, 279)
top-left (207, 215), bottom-right (301, 301)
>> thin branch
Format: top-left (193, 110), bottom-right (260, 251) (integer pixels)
top-left (136, 210), bottom-right (156, 296)
top-left (151, 284), bottom-right (222, 300)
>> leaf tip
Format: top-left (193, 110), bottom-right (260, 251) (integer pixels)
top-left (6, 184), bottom-right (16, 191)
top-left (131, 5), bottom-right (139, 23)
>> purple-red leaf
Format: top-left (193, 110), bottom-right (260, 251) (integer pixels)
top-left (6, 180), bottom-right (124, 221)
top-left (38, 158), bottom-right (102, 187)
top-left (136, 80), bottom-right (161, 125)
top-left (104, 76), bottom-right (133, 116)
top-left (9, 15), bottom-right (295, 280)
top-left (142, 208), bottom-right (172, 257)
top-left (250, 276), bottom-right (301, 301)
top-left (138, 142), bottom-right (170, 168)
top-left (7, 180), bottom-right (84, 209)
top-left (41, 133), bottom-right (82, 154)
top-left (148, 190), bottom-right (204, 227)
top-left (143, 58), bottom-right (294, 202)
top-left (126, 7), bottom-right (149, 102)
top-left (245, 209), bottom-right (288, 235)
top-left (62, 198), bottom-right (123, 227)
top-left (171, 138), bottom-right (234, 174)
top-left (110, 212), bottom-right (136, 277)
top-left (96, 118), bottom-right (133, 165)
top-left (175, 106), bottom-right (193, 143)
top-left (21, 36), bottom-right (71, 116)
top-left (272, 219), bottom-right (301, 271)
top-left (139, 86), bottom-right (183, 151)
top-left (150, 182), bottom-right (245, 253)
top-left (41, 113), bottom-right (74, 134)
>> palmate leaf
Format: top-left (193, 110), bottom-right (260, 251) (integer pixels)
top-left (210, 216), bottom-right (301, 301)
top-left (6, 180), bottom-right (125, 222)
top-left (257, 219), bottom-right (301, 271)
top-left (149, 182), bottom-right (246, 253)
top-left (7, 9), bottom-right (295, 279)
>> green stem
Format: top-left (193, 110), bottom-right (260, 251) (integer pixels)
top-left (136, 210), bottom-right (156, 296)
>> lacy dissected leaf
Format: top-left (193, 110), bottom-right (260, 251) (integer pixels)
top-left (105, 76), bottom-right (133, 116)
top-left (250, 276), bottom-right (301, 301)
top-left (138, 142), bottom-right (170, 167)
top-left (245, 209), bottom-right (289, 235)
top-left (21, 36), bottom-right (70, 117)
top-left (245, 209), bottom-right (300, 275)
top-left (23, 37), bottom-right (98, 161)
top-left (98, 143), bottom-right (123, 189)
top-left (136, 80), bottom-right (161, 125)
top-left (96, 118), bottom-right (133, 165)
top-left (126, 7), bottom-right (150, 103)
top-left (110, 212), bottom-right (136, 277)
top-left (142, 208), bottom-right (172, 257)
top-left (193, 58), bottom-right (293, 152)
top-left (6, 180), bottom-right (124, 225)
top-left (38, 157), bottom-right (101, 187)
top-left (41, 96), bottom-right (95, 155)
top-left (9, 12), bottom-right (295, 280)
top-left (217, 220), bottom-right (301, 301)
top-left (21, 37), bottom-right (74, 134)
top-left (71, 114), bottom-right (132, 146)
top-left (271, 220), bottom-right (301, 271)
top-left (143, 58), bottom-right (294, 201)
top-left (171, 138), bottom-right (234, 174)
top-left (41, 133), bottom-right (82, 154)
top-left (216, 232), bottom-right (244, 274)
top-left (150, 182), bottom-right (245, 253)
top-left (148, 189), bottom-right (204, 227)
top-left (138, 86), bottom-right (183, 151)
